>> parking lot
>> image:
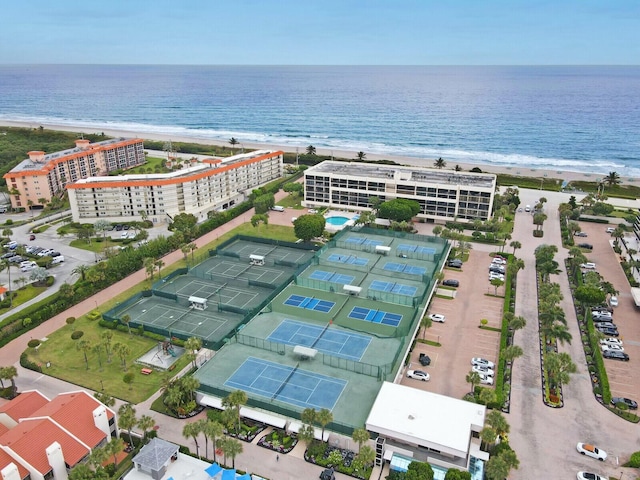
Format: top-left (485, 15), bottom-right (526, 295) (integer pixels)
top-left (402, 249), bottom-right (504, 399)
top-left (576, 221), bottom-right (640, 402)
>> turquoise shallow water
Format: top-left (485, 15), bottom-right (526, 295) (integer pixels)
top-left (1, 65), bottom-right (639, 176)
top-left (326, 216), bottom-right (350, 226)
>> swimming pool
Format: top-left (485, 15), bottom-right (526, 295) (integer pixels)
top-left (326, 216), bottom-right (351, 226)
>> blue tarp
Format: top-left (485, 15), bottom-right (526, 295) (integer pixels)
top-left (236, 475), bottom-right (251, 480)
top-left (205, 463), bottom-right (222, 477)
top-left (221, 469), bottom-right (236, 480)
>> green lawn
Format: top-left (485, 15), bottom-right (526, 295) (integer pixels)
top-left (123, 156), bottom-right (170, 175)
top-left (277, 193), bottom-right (305, 209)
top-left (25, 316), bottom-right (189, 403)
top-left (0, 284), bottom-right (48, 315)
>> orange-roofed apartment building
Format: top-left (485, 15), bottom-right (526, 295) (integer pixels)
top-left (0, 390), bottom-right (117, 480)
top-left (67, 150), bottom-right (284, 223)
top-left (3, 138), bottom-right (145, 212)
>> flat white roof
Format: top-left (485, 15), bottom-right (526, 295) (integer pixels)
top-left (366, 382), bottom-right (486, 458)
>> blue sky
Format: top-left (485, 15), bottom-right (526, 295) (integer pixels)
top-left (1, 0), bottom-right (638, 65)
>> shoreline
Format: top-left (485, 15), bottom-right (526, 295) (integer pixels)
top-left (0, 119), bottom-right (634, 184)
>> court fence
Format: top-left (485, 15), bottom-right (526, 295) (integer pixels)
top-left (197, 383), bottom-right (357, 437)
top-left (103, 291), bottom-right (152, 322)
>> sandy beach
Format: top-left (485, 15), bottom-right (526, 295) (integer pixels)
top-left (0, 119), bottom-right (630, 184)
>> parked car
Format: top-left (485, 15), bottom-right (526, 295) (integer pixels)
top-left (574, 232), bottom-right (588, 237)
top-left (478, 373), bottom-right (494, 385)
top-left (20, 261), bottom-right (38, 272)
top-left (471, 358), bottom-right (495, 369)
top-left (491, 257), bottom-right (507, 265)
top-left (418, 353), bottom-right (431, 366)
top-left (447, 259), bottom-right (463, 268)
top-left (592, 321), bottom-right (616, 329)
top-left (428, 313), bottom-right (446, 323)
top-left (595, 326), bottom-right (619, 337)
top-left (602, 350), bottom-right (629, 361)
top-left (51, 255), bottom-right (65, 265)
top-left (577, 443), bottom-right (607, 461)
top-left (115, 224), bottom-right (123, 231)
top-left (37, 249), bottom-right (54, 257)
top-left (577, 472), bottom-right (606, 480)
top-left (8, 255), bottom-right (24, 263)
top-left (29, 234), bottom-right (36, 241)
top-left (123, 224), bottom-right (130, 230)
top-left (577, 243), bottom-right (593, 250)
top-left (472, 365), bottom-right (495, 376)
top-left (442, 279), bottom-right (459, 287)
top-left (49, 251), bottom-right (61, 257)
top-left (489, 273), bottom-right (505, 281)
top-left (319, 468), bottom-right (336, 480)
top-left (121, 231), bottom-right (129, 239)
top-left (606, 227), bottom-right (615, 233)
top-left (580, 262), bottom-right (597, 269)
top-left (1, 252), bottom-right (14, 259)
top-left (599, 338), bottom-right (622, 347)
top-left (600, 344), bottom-right (624, 353)
top-left (406, 370), bottom-right (430, 381)
top-left (591, 311), bottom-right (612, 320)
top-left (609, 295), bottom-right (618, 307)
top-left (610, 397), bottom-right (638, 410)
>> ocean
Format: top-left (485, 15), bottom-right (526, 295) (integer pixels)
top-left (0, 65), bottom-right (639, 176)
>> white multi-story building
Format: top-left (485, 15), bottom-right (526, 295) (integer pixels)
top-left (67, 150), bottom-right (284, 223)
top-left (303, 161), bottom-right (497, 222)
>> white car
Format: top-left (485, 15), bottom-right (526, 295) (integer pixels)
top-left (580, 262), bottom-right (597, 269)
top-left (491, 257), bottom-right (507, 265)
top-left (478, 373), bottom-right (494, 385)
top-left (489, 273), bottom-right (505, 281)
top-left (428, 314), bottom-right (446, 323)
top-left (599, 338), bottom-right (622, 347)
top-left (577, 472), bottom-right (606, 480)
top-left (406, 370), bottom-right (430, 382)
top-left (600, 344), bottom-right (624, 353)
top-left (609, 295), bottom-right (618, 307)
top-left (472, 365), bottom-right (495, 376)
top-left (606, 227), bottom-right (615, 233)
top-left (577, 443), bottom-right (607, 461)
top-left (471, 358), bottom-right (495, 369)
top-left (591, 311), bottom-right (612, 320)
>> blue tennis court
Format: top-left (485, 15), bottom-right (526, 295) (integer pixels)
top-left (267, 319), bottom-right (371, 361)
top-left (382, 262), bottom-right (426, 276)
top-left (284, 294), bottom-right (335, 313)
top-left (348, 306), bottom-right (403, 327)
top-left (225, 357), bottom-right (346, 410)
top-left (327, 254), bottom-right (369, 266)
top-left (345, 237), bottom-right (384, 246)
top-left (370, 280), bottom-right (418, 296)
top-left (397, 244), bottom-right (437, 255)
top-left (309, 270), bottom-right (356, 285)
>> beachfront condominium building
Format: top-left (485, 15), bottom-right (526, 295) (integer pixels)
top-left (302, 161), bottom-right (497, 222)
top-left (4, 138), bottom-right (145, 211)
top-left (67, 150), bottom-right (284, 223)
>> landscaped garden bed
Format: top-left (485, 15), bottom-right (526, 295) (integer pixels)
top-left (304, 440), bottom-right (371, 479)
top-left (225, 418), bottom-right (266, 443)
top-left (257, 428), bottom-right (298, 453)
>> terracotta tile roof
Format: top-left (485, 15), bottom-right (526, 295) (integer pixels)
top-left (0, 418), bottom-right (89, 473)
top-left (0, 423), bottom-right (8, 436)
top-left (30, 391), bottom-right (111, 448)
top-left (0, 449), bottom-right (29, 479)
top-left (0, 391), bottom-right (49, 423)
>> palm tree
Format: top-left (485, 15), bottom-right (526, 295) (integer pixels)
top-left (121, 314), bottom-right (132, 335)
top-left (420, 315), bottom-right (432, 339)
top-left (155, 259), bottom-right (165, 279)
top-left (183, 421), bottom-right (201, 459)
top-left (143, 257), bottom-right (155, 280)
top-left (1, 366), bottom-right (17, 395)
top-left (352, 428), bottom-right (370, 454)
top-left (316, 408), bottom-right (333, 442)
top-left (298, 424), bottom-right (315, 449)
top-left (356, 151), bottom-right (366, 160)
top-left (223, 390), bottom-right (248, 434)
top-left (485, 410), bottom-right (510, 439)
top-left (76, 339), bottom-right (92, 370)
top-left (0, 260), bottom-right (13, 307)
top-left (501, 345), bottom-right (523, 363)
top-left (118, 403), bottom-right (137, 445)
top-left (101, 331), bottom-right (114, 363)
top-left (306, 145), bottom-right (316, 155)
top-left (222, 437), bottom-right (243, 468)
top-left (229, 137), bottom-right (239, 150)
top-left (137, 415), bottom-right (156, 443)
top-left (509, 240), bottom-right (522, 255)
top-left (184, 337), bottom-right (202, 369)
top-left (356, 445), bottom-right (376, 469)
top-left (508, 315), bottom-right (526, 331)
top-left (103, 438), bottom-right (125, 467)
top-left (205, 420), bottom-right (224, 463)
top-left (71, 264), bottom-right (90, 281)
top-left (465, 371), bottom-right (481, 393)
top-left (434, 157), bottom-right (446, 169)
top-left (545, 351), bottom-right (577, 389)
top-left (604, 171), bottom-right (621, 187)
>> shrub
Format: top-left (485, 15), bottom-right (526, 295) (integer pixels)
top-left (627, 451), bottom-right (640, 468)
top-left (27, 339), bottom-right (41, 348)
top-left (71, 330), bottom-right (84, 340)
top-left (20, 352), bottom-right (42, 373)
top-left (5, 219), bottom-right (13, 225)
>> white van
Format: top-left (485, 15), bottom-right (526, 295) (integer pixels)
top-left (20, 261), bottom-right (38, 272)
top-left (51, 255), bottom-right (65, 264)
top-left (271, 205), bottom-right (285, 212)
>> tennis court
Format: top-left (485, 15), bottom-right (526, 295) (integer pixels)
top-left (327, 253), bottom-right (369, 266)
top-left (309, 269), bottom-right (355, 285)
top-left (382, 262), bottom-right (427, 276)
top-left (348, 306), bottom-right (403, 327)
top-left (169, 276), bottom-right (262, 311)
top-left (397, 244), bottom-right (437, 255)
top-left (224, 357), bottom-right (347, 410)
top-left (266, 319), bottom-right (371, 361)
top-left (283, 294), bottom-right (335, 313)
top-left (220, 239), bottom-right (313, 267)
top-left (369, 280), bottom-right (418, 297)
top-left (193, 257), bottom-right (290, 287)
top-left (118, 298), bottom-right (234, 342)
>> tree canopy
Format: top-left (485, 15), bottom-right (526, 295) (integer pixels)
top-left (378, 198), bottom-right (420, 222)
top-left (293, 214), bottom-right (326, 242)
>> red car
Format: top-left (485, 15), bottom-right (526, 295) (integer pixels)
top-left (29, 234), bottom-right (36, 241)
